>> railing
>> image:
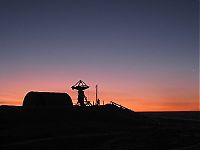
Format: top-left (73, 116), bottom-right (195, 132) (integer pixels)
top-left (110, 101), bottom-right (132, 111)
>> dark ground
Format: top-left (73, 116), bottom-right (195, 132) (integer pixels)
top-left (0, 105), bottom-right (200, 150)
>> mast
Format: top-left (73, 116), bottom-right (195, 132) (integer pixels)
top-left (95, 84), bottom-right (100, 105)
top-left (95, 84), bottom-right (98, 103)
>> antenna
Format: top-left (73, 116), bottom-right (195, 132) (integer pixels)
top-left (96, 85), bottom-right (98, 103)
top-left (71, 80), bottom-right (92, 106)
top-left (95, 84), bottom-right (100, 106)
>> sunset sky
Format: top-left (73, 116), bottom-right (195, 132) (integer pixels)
top-left (0, 0), bottom-right (199, 111)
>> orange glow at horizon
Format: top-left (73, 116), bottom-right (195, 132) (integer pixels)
top-left (0, 78), bottom-right (198, 112)
top-left (0, 67), bottom-right (198, 111)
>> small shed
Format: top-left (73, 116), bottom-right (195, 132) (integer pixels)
top-left (23, 91), bottom-right (73, 107)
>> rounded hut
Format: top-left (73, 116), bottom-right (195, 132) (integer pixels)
top-left (23, 91), bottom-right (73, 107)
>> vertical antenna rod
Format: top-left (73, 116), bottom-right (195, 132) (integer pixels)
top-left (95, 84), bottom-right (100, 105)
top-left (96, 84), bottom-right (98, 103)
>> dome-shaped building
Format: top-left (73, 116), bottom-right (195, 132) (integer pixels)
top-left (23, 91), bottom-right (73, 107)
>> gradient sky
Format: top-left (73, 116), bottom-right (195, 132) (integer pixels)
top-left (0, 0), bottom-right (199, 111)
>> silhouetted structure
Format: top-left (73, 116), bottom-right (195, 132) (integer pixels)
top-left (95, 85), bottom-right (101, 105)
top-left (71, 80), bottom-right (91, 106)
top-left (110, 101), bottom-right (132, 111)
top-left (23, 91), bottom-right (73, 107)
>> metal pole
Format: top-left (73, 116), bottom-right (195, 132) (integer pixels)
top-left (95, 85), bottom-right (98, 104)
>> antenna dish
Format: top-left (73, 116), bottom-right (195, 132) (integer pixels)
top-left (71, 80), bottom-right (89, 91)
top-left (71, 80), bottom-right (90, 106)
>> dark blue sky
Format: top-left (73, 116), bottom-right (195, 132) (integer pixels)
top-left (0, 0), bottom-right (199, 111)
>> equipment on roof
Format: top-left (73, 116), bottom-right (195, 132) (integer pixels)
top-left (71, 80), bottom-right (91, 106)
